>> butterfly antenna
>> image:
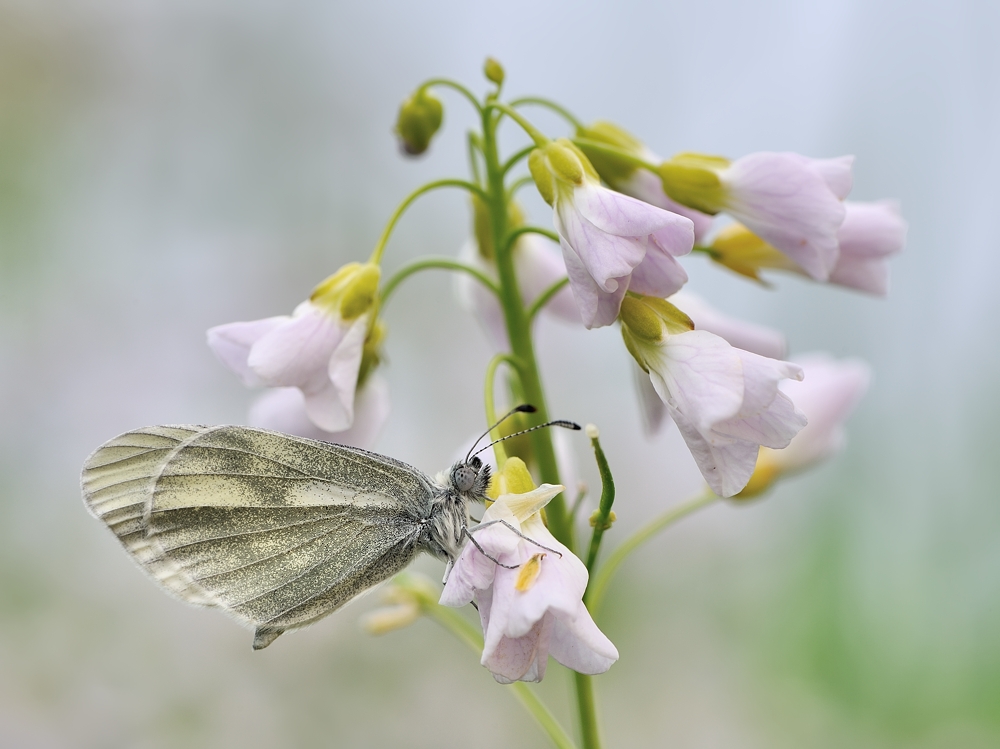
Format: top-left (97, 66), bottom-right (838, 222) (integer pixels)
top-left (471, 420), bottom-right (582, 460)
top-left (465, 404), bottom-right (538, 465)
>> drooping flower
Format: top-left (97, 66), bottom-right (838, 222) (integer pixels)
top-left (575, 121), bottom-right (714, 242)
top-left (634, 291), bottom-right (788, 435)
top-left (529, 139), bottom-right (695, 329)
top-left (440, 458), bottom-right (618, 683)
top-left (707, 200), bottom-right (906, 296)
top-left (454, 198), bottom-right (580, 349)
top-left (620, 294), bottom-right (806, 497)
top-left (207, 262), bottom-right (384, 435)
top-left (739, 354), bottom-right (870, 497)
top-left (659, 151), bottom-right (853, 280)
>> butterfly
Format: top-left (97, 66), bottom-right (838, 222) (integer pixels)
top-left (80, 406), bottom-right (575, 649)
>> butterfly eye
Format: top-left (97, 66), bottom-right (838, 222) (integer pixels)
top-left (453, 464), bottom-right (477, 493)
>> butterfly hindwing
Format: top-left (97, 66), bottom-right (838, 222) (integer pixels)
top-left (81, 425), bottom-right (439, 647)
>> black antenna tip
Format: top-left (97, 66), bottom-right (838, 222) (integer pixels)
top-left (550, 420), bottom-right (582, 430)
top-left (514, 404), bottom-right (537, 414)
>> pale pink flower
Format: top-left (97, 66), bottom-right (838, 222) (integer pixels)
top-left (720, 152), bottom-right (853, 281)
top-left (828, 201), bottom-right (907, 296)
top-left (621, 296), bottom-right (806, 496)
top-left (614, 154), bottom-right (714, 243)
top-left (440, 483), bottom-right (618, 683)
top-left (531, 140), bottom-right (694, 329)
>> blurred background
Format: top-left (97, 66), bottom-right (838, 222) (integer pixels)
top-left (1, 0), bottom-right (998, 746)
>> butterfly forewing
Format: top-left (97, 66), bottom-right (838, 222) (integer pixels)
top-left (82, 425), bottom-right (440, 647)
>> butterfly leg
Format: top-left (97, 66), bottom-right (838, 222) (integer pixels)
top-left (468, 519), bottom-right (563, 558)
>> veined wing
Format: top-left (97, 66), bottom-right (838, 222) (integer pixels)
top-left (81, 425), bottom-right (437, 648)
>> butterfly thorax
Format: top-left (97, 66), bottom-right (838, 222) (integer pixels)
top-left (421, 457), bottom-right (491, 562)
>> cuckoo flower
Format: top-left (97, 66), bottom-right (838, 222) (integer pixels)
top-left (635, 291), bottom-right (788, 435)
top-left (659, 151), bottom-right (853, 280)
top-left (207, 262), bottom-right (382, 433)
top-left (739, 354), bottom-right (870, 496)
top-left (707, 201), bottom-right (906, 295)
top-left (529, 139), bottom-right (694, 329)
top-left (440, 459), bottom-right (618, 684)
top-left (621, 295), bottom-right (806, 497)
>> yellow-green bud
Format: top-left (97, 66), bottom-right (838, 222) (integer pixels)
top-left (658, 152), bottom-right (730, 214)
top-left (483, 57), bottom-right (505, 86)
top-left (472, 195), bottom-right (525, 260)
top-left (528, 139), bottom-right (601, 206)
top-left (709, 223), bottom-right (798, 281)
top-left (576, 120), bottom-right (644, 184)
top-left (310, 262), bottom-right (381, 321)
top-left (588, 509), bottom-right (616, 530)
top-left (620, 295), bottom-right (694, 372)
top-left (394, 89), bottom-right (444, 156)
top-left (488, 456), bottom-right (536, 500)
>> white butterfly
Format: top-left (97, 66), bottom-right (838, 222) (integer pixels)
top-left (81, 424), bottom-right (492, 649)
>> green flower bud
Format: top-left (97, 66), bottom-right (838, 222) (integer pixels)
top-left (483, 57), bottom-right (505, 86)
top-left (528, 139), bottom-right (601, 205)
top-left (575, 120), bottom-right (645, 184)
top-left (619, 294), bottom-right (694, 372)
top-left (394, 89), bottom-right (444, 156)
top-left (528, 149), bottom-right (556, 205)
top-left (310, 262), bottom-right (381, 320)
top-left (658, 152), bottom-right (731, 214)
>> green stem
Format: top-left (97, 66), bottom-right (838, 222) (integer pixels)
top-left (484, 353), bottom-right (523, 465)
top-left (486, 101), bottom-right (550, 147)
top-left (588, 490), bottom-right (719, 614)
top-left (379, 257), bottom-right (499, 308)
top-left (510, 97), bottom-right (585, 131)
top-left (574, 673), bottom-right (601, 749)
top-left (504, 225), bottom-right (560, 252)
top-left (527, 278), bottom-right (569, 323)
top-left (467, 131), bottom-right (484, 185)
top-left (480, 100), bottom-right (571, 549)
top-left (421, 602), bottom-right (578, 749)
top-left (507, 175), bottom-right (536, 199)
top-left (583, 429), bottom-right (616, 578)
top-left (692, 244), bottom-right (721, 259)
top-left (369, 179), bottom-right (487, 265)
top-left (571, 137), bottom-right (658, 172)
top-left (419, 78), bottom-right (484, 115)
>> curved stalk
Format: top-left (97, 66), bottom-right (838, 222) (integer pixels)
top-left (502, 144), bottom-right (537, 177)
top-left (510, 96), bottom-right (585, 131)
top-left (504, 225), bottom-right (560, 253)
top-left (485, 101), bottom-right (550, 147)
top-left (527, 278), bottom-right (570, 323)
top-left (379, 257), bottom-right (498, 308)
top-left (369, 179), bottom-right (487, 265)
top-left (419, 77), bottom-right (485, 115)
top-left (588, 490), bottom-right (719, 613)
top-left (570, 137), bottom-right (658, 172)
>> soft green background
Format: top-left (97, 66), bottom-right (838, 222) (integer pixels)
top-left (1, 1), bottom-right (997, 747)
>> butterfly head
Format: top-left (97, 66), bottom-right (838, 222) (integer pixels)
top-left (450, 455), bottom-right (491, 500)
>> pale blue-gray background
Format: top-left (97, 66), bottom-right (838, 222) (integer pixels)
top-left (1, 1), bottom-right (997, 747)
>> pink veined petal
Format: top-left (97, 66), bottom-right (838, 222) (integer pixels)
top-left (483, 616), bottom-right (552, 684)
top-left (247, 304), bottom-right (347, 391)
top-left (669, 405), bottom-right (761, 497)
top-left (560, 238), bottom-right (629, 329)
top-left (648, 331), bottom-right (746, 434)
top-left (634, 361), bottom-right (670, 435)
top-left (807, 155), bottom-right (855, 200)
top-left (669, 291), bottom-right (787, 360)
top-left (829, 201), bottom-right (906, 296)
top-left (207, 316), bottom-right (287, 387)
top-left (627, 243), bottom-right (689, 298)
top-left (292, 315), bottom-right (367, 432)
top-left (573, 180), bottom-right (686, 238)
top-left (722, 152), bottom-right (847, 281)
top-left (618, 167), bottom-right (715, 242)
top-left (556, 200), bottom-right (645, 289)
top-left (547, 601), bottom-right (619, 675)
top-left (504, 540), bottom-right (585, 638)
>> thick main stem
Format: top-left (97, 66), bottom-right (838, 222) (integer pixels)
top-left (480, 105), bottom-right (574, 550)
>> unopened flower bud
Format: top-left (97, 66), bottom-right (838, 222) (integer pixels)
top-left (394, 89), bottom-right (444, 156)
top-left (528, 139), bottom-right (600, 206)
top-left (483, 57), bottom-right (505, 86)
top-left (310, 262), bottom-right (381, 321)
top-left (575, 120), bottom-right (644, 184)
top-left (491, 457), bottom-right (537, 499)
top-left (658, 152), bottom-right (730, 214)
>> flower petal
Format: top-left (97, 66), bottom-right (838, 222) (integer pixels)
top-left (560, 237), bottom-right (629, 329)
top-left (247, 303), bottom-right (347, 390)
top-left (669, 290), bottom-right (787, 360)
top-left (669, 405), bottom-right (761, 497)
top-left (207, 317), bottom-right (287, 387)
top-left (548, 602), bottom-right (619, 675)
